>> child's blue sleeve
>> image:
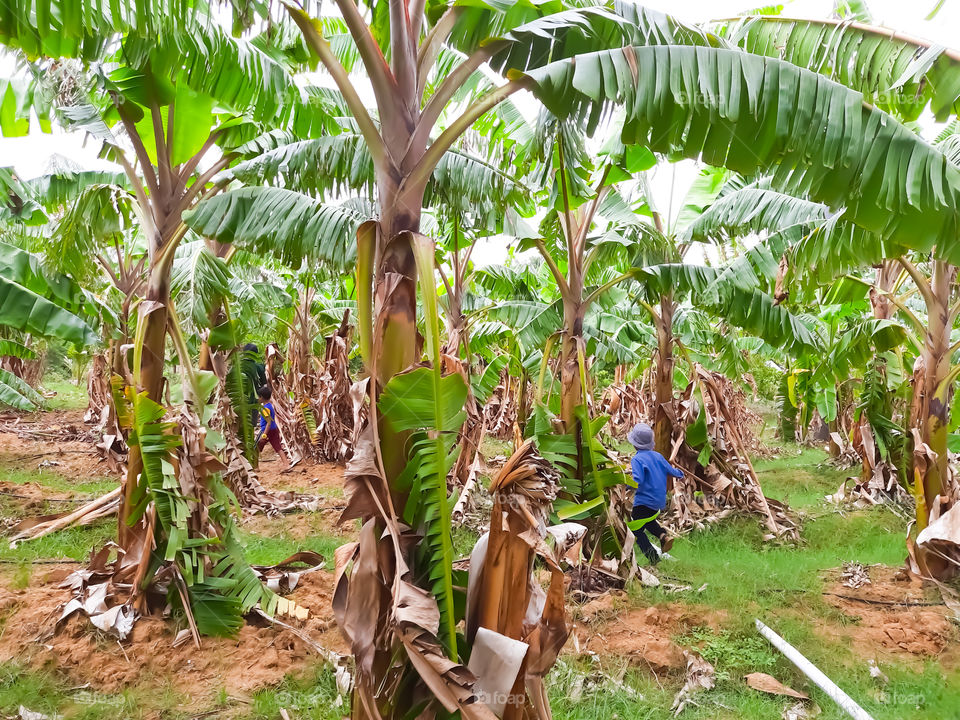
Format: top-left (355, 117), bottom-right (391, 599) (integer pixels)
top-left (259, 407), bottom-right (267, 432)
top-left (627, 456), bottom-right (640, 488)
top-left (663, 456), bottom-right (683, 478)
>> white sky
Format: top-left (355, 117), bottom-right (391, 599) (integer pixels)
top-left (1, 0), bottom-right (957, 266)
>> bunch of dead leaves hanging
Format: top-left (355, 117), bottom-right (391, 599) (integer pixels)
top-left (442, 351), bottom-right (487, 522)
top-left (826, 417), bottom-right (910, 509)
top-left (264, 309), bottom-right (360, 465)
top-left (312, 309), bottom-right (360, 462)
top-left (598, 372), bottom-right (651, 433)
top-left (482, 367), bottom-right (521, 441)
top-left (664, 365), bottom-right (797, 541)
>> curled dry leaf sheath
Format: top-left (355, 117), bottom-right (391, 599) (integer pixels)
top-left (332, 392), bottom-right (494, 718)
top-left (467, 439), bottom-right (569, 720)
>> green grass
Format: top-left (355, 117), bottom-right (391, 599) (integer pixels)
top-left (0, 521), bottom-right (115, 565)
top-left (0, 464), bottom-right (117, 496)
top-left (237, 526), bottom-right (343, 569)
top-left (0, 461), bottom-right (119, 566)
top-left (38, 378), bottom-right (88, 411)
top-left (245, 663), bottom-right (344, 720)
top-left (479, 435), bottom-right (513, 459)
top-left (0, 663), bottom-right (141, 720)
top-left (753, 445), bottom-right (850, 508)
top-left (452, 524), bottom-right (480, 558)
top-left (544, 661), bottom-right (960, 720)
top-left (637, 509), bottom-right (905, 618)
top-left (634, 445), bottom-right (905, 619)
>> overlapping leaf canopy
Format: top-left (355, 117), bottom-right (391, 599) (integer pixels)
top-left (717, 15), bottom-right (960, 121)
top-left (522, 46), bottom-right (960, 263)
top-left (183, 187), bottom-right (365, 269)
top-left (0, 241), bottom-right (98, 347)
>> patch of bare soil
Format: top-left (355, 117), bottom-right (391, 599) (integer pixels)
top-left (240, 505), bottom-right (355, 542)
top-left (0, 565), bottom-right (347, 711)
top-left (242, 457), bottom-right (348, 537)
top-left (0, 434), bottom-right (107, 480)
top-left (0, 409), bottom-right (108, 482)
top-left (255, 454), bottom-right (346, 496)
top-left (567, 591), bottom-right (725, 675)
top-left (820, 565), bottom-right (958, 664)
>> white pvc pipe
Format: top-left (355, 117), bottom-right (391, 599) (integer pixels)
top-left (755, 619), bottom-right (875, 720)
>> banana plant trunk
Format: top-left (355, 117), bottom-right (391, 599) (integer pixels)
top-left (856, 261), bottom-right (898, 480)
top-left (118, 267), bottom-right (169, 548)
top-left (913, 260), bottom-right (956, 525)
top-left (559, 299), bottom-right (585, 431)
top-left (517, 370), bottom-right (530, 436)
top-left (372, 185), bottom-right (424, 487)
top-left (654, 293), bottom-right (676, 455)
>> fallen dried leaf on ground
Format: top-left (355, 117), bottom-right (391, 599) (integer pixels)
top-left (867, 659), bottom-right (889, 684)
top-left (744, 672), bottom-right (808, 699)
top-left (671, 651), bottom-right (715, 715)
top-left (840, 562), bottom-right (871, 589)
top-left (782, 700), bottom-right (821, 720)
top-left (19, 706), bottom-right (57, 720)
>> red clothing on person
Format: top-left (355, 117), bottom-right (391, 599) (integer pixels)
top-left (258, 426), bottom-right (283, 454)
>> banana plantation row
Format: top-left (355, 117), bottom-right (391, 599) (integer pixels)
top-left (1, 1), bottom-right (959, 718)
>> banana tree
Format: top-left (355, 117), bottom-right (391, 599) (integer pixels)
top-left (517, 120), bottom-right (660, 431)
top-left (187, 4), bottom-right (722, 715)
top-left (434, 213), bottom-right (531, 491)
top-left (687, 173), bottom-right (959, 524)
top-left (0, 5), bottom-right (348, 630)
top-left (627, 166), bottom-right (724, 452)
top-left (25, 169), bottom-right (145, 432)
top-left (701, 11), bottom-right (960, 508)
top-left (277, 2), bottom-right (726, 714)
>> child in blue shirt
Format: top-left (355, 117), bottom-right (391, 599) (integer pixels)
top-left (627, 422), bottom-right (683, 564)
top-left (256, 385), bottom-right (292, 470)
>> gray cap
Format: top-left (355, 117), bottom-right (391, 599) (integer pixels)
top-left (628, 422), bottom-right (655, 451)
